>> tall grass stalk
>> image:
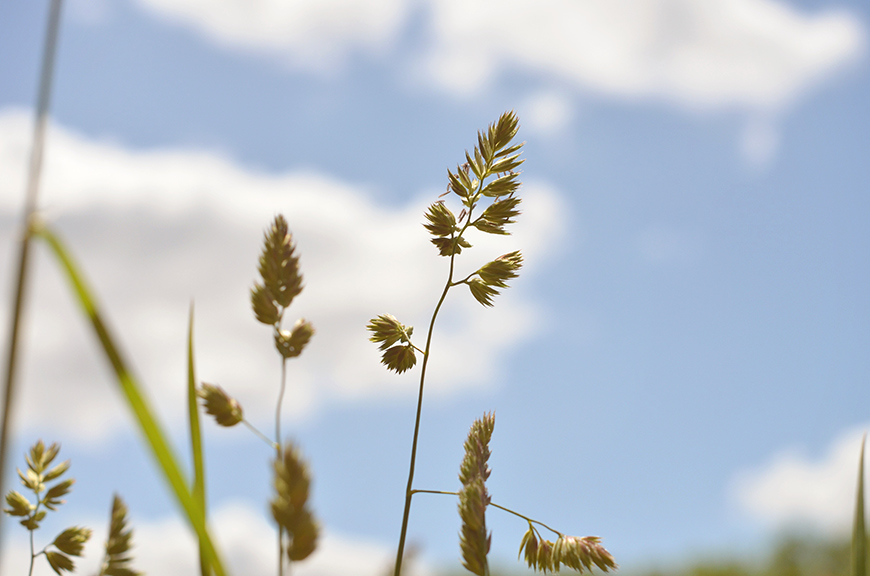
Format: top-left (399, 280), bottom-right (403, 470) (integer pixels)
top-left (0, 0), bottom-right (65, 559)
top-left (370, 113), bottom-right (615, 575)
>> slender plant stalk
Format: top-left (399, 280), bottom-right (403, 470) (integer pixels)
top-left (29, 529), bottom-right (36, 576)
top-left (394, 219), bottom-right (476, 576)
top-left (411, 489), bottom-right (564, 537)
top-left (393, 266), bottom-right (453, 576)
top-left (0, 0), bottom-right (64, 558)
top-left (277, 358), bottom-right (287, 576)
top-left (242, 420), bottom-right (277, 449)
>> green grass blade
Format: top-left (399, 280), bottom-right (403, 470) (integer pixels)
top-left (853, 434), bottom-right (866, 576)
top-left (35, 224), bottom-right (228, 576)
top-left (188, 303), bottom-right (210, 576)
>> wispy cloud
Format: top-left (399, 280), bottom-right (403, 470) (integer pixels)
top-left (519, 90), bottom-right (577, 139)
top-left (0, 108), bottom-right (565, 442)
top-left (731, 425), bottom-right (868, 534)
top-left (132, 0), bottom-right (865, 110)
top-left (132, 0), bottom-right (411, 70)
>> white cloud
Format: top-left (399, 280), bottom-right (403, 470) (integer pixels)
top-left (0, 108), bottom-right (565, 441)
top-left (731, 425), bottom-right (868, 534)
top-left (133, 0), bottom-right (411, 70)
top-left (519, 90), bottom-right (577, 139)
top-left (0, 501), bottom-right (421, 576)
top-left (132, 0), bottom-right (865, 110)
top-left (424, 0), bottom-right (864, 109)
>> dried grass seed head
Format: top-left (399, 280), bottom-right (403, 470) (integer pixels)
top-left (459, 413), bottom-right (495, 486)
top-left (251, 283), bottom-right (280, 325)
top-left (367, 314), bottom-right (418, 373)
top-left (458, 477), bottom-right (491, 576)
top-left (367, 314), bottom-right (413, 351)
top-left (271, 442), bottom-right (320, 562)
top-left (4, 490), bottom-right (33, 517)
top-left (53, 526), bottom-right (92, 556)
top-left (255, 215), bottom-right (303, 320)
top-left (101, 495), bottom-right (141, 576)
top-left (457, 413), bottom-right (495, 576)
top-left (423, 201), bottom-right (457, 238)
top-left (43, 478), bottom-right (74, 510)
top-left (198, 383), bottom-right (244, 427)
top-left (26, 440), bottom-right (60, 475)
top-left (520, 526), bottom-right (539, 568)
top-left (46, 550), bottom-right (75, 574)
top-left (275, 318), bottom-right (315, 359)
top-left (474, 194), bottom-right (522, 235)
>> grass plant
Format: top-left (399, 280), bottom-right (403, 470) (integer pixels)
top-left (368, 111), bottom-right (615, 576)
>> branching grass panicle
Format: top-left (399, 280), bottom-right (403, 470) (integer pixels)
top-left (368, 112), bottom-right (615, 575)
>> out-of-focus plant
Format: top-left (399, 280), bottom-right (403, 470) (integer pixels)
top-left (3, 440), bottom-right (91, 575)
top-left (198, 214), bottom-right (319, 576)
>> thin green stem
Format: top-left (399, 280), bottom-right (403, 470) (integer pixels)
top-left (0, 0), bottom-right (64, 557)
top-left (276, 356), bottom-right (287, 576)
top-left (243, 419), bottom-right (278, 450)
top-left (276, 358), bottom-right (287, 451)
top-left (28, 529), bottom-right (36, 576)
top-left (488, 502), bottom-right (563, 538)
top-left (410, 489), bottom-right (458, 496)
top-left (411, 489), bottom-right (564, 537)
top-left (393, 186), bottom-right (484, 576)
top-left (393, 273), bottom-right (453, 576)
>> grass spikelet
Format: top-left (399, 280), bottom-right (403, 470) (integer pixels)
top-left (99, 495), bottom-right (141, 576)
top-left (271, 442), bottom-right (320, 563)
top-left (367, 314), bottom-right (417, 374)
top-left (198, 383), bottom-right (244, 427)
top-left (458, 413), bottom-right (495, 575)
top-left (255, 215), bottom-right (303, 313)
top-left (274, 319), bottom-right (315, 359)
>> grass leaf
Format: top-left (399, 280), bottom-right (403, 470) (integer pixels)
top-left (34, 224), bottom-right (228, 576)
top-left (188, 304), bottom-right (210, 576)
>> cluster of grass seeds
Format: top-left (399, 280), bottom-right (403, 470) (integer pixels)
top-left (3, 441), bottom-right (140, 575)
top-left (368, 111), bottom-right (616, 576)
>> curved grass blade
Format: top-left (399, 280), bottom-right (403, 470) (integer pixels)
top-left (188, 303), bottom-right (210, 576)
top-left (854, 434), bottom-right (866, 576)
top-left (34, 224), bottom-right (228, 576)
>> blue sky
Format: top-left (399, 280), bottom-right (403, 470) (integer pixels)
top-left (1, 0), bottom-right (869, 574)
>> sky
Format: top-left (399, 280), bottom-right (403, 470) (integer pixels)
top-left (0, 0), bottom-right (869, 574)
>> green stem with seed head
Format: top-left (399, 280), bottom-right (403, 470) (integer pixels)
top-left (393, 188), bottom-right (484, 576)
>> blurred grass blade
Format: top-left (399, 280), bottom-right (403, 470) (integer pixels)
top-left (0, 0), bottom-right (65, 558)
top-left (35, 224), bottom-right (228, 576)
top-left (853, 434), bottom-right (866, 576)
top-left (188, 303), bottom-right (210, 576)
